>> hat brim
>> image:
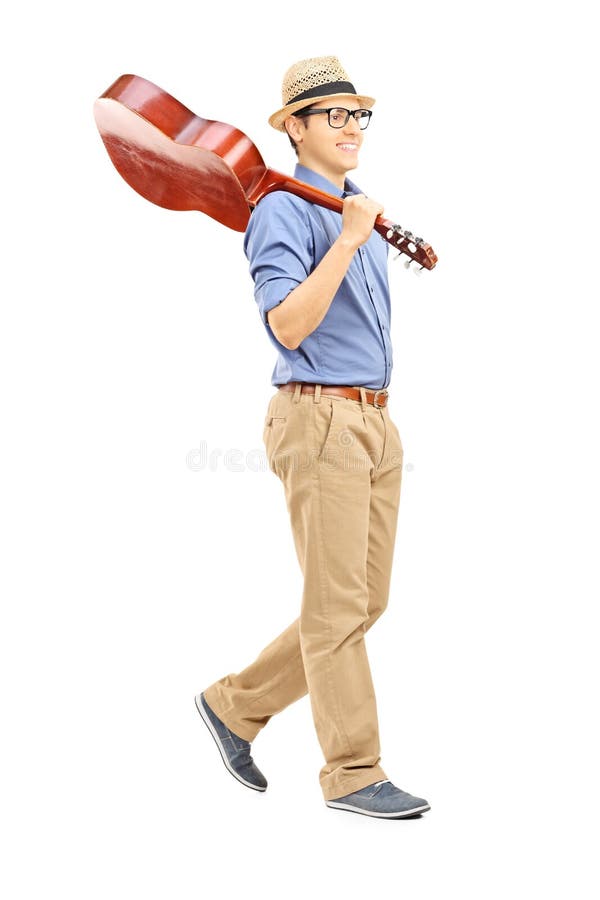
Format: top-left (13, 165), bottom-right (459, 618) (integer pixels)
top-left (269, 93), bottom-right (376, 132)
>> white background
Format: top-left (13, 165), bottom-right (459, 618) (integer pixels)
top-left (1, 1), bottom-right (599, 897)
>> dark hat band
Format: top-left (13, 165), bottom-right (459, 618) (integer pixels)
top-left (286, 80), bottom-right (357, 106)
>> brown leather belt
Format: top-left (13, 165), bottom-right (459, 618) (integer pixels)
top-left (278, 382), bottom-right (389, 408)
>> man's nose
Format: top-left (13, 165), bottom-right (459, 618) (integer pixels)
top-left (343, 115), bottom-right (360, 135)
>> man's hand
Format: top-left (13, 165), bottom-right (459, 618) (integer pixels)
top-left (340, 194), bottom-right (384, 251)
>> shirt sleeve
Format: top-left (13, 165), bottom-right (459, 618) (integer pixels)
top-left (243, 192), bottom-right (314, 328)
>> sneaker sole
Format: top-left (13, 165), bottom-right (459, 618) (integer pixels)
top-left (194, 694), bottom-right (267, 793)
top-left (325, 800), bottom-right (430, 818)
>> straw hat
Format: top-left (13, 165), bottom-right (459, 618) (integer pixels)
top-left (268, 56), bottom-right (375, 132)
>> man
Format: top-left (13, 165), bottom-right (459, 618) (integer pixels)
top-left (195, 56), bottom-right (430, 819)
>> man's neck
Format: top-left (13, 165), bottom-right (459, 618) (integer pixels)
top-left (297, 158), bottom-right (346, 191)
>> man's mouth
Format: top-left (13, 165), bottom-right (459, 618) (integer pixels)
top-left (336, 143), bottom-right (358, 152)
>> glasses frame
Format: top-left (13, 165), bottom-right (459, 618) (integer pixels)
top-left (293, 107), bottom-right (373, 130)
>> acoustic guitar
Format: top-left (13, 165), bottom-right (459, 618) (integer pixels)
top-left (94, 74), bottom-right (437, 271)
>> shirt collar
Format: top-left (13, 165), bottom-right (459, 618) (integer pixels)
top-left (294, 163), bottom-right (362, 199)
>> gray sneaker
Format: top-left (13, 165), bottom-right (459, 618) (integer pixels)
top-left (326, 779), bottom-right (430, 818)
top-left (194, 692), bottom-right (267, 792)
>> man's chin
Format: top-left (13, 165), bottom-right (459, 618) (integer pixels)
top-left (338, 151), bottom-right (360, 169)
top-left (339, 157), bottom-right (359, 174)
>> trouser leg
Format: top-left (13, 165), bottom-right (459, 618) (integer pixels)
top-left (203, 389), bottom-right (404, 800)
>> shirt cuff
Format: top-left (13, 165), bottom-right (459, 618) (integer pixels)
top-left (256, 278), bottom-right (299, 327)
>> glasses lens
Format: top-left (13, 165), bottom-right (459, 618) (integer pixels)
top-left (356, 110), bottom-right (371, 130)
top-left (328, 108), bottom-right (349, 128)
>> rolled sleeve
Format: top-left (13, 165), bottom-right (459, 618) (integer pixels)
top-left (244, 193), bottom-right (314, 327)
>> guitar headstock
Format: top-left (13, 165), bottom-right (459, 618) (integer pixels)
top-left (376, 219), bottom-right (438, 272)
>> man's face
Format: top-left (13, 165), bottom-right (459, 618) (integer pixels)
top-left (286, 96), bottom-right (365, 186)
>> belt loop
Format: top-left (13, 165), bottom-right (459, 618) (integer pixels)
top-left (359, 386), bottom-right (367, 412)
top-left (293, 382), bottom-right (302, 403)
top-left (314, 384), bottom-right (322, 404)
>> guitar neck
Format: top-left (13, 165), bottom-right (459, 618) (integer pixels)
top-left (243, 167), bottom-right (437, 270)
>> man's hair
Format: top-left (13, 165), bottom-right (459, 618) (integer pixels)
top-left (286, 109), bottom-right (311, 157)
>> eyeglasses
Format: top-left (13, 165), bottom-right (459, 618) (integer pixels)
top-left (293, 107), bottom-right (373, 130)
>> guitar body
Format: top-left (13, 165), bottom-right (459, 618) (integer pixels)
top-left (94, 74), bottom-right (437, 268)
top-left (94, 74), bottom-right (261, 231)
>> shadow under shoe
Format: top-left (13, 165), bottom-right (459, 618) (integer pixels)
top-left (195, 692), bottom-right (267, 792)
top-left (326, 779), bottom-right (430, 818)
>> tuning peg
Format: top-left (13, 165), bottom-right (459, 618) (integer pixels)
top-left (403, 258), bottom-right (424, 275)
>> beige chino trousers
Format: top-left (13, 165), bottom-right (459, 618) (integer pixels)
top-left (203, 382), bottom-right (404, 801)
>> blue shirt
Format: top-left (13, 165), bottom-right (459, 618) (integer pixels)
top-left (243, 163), bottom-right (393, 389)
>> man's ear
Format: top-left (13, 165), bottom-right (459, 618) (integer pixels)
top-left (285, 115), bottom-right (303, 145)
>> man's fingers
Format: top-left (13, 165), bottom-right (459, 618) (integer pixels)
top-left (344, 194), bottom-right (384, 216)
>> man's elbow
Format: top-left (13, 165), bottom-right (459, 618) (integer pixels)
top-left (279, 332), bottom-right (301, 351)
top-left (267, 308), bottom-right (300, 351)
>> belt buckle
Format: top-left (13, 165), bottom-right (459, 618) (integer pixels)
top-left (372, 389), bottom-right (388, 408)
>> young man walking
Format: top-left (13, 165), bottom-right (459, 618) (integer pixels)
top-left (196, 56), bottom-right (430, 819)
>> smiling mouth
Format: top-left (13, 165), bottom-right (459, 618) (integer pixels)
top-left (336, 143), bottom-right (358, 151)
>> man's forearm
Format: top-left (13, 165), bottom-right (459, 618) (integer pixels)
top-left (267, 235), bottom-right (358, 350)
